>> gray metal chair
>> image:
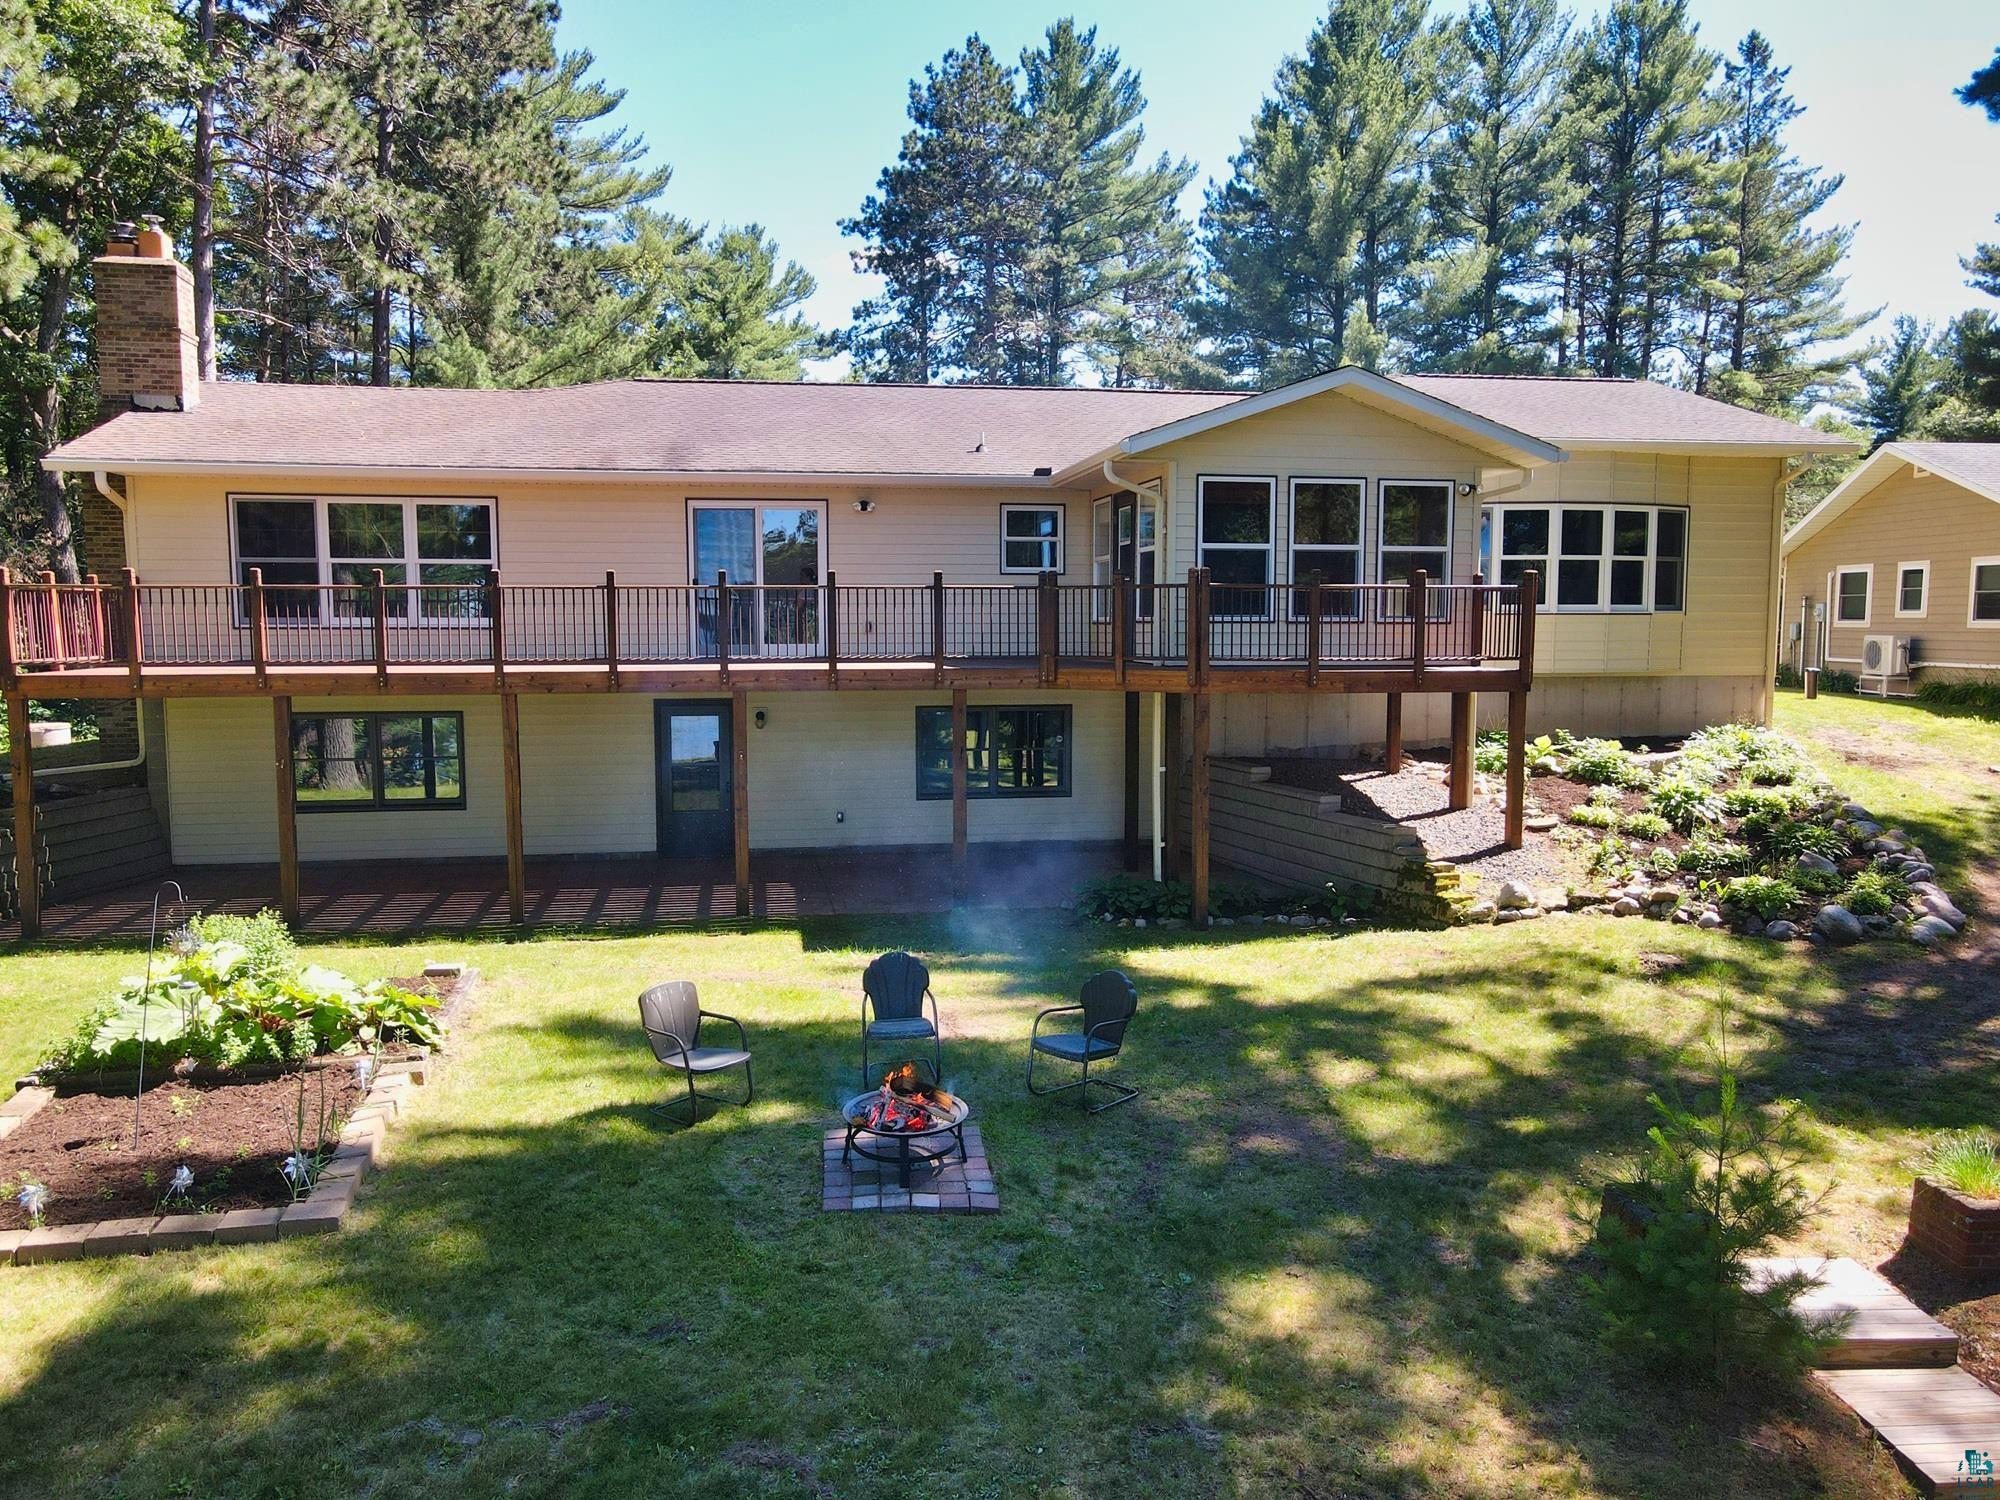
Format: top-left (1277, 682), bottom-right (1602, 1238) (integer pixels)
top-left (638, 981), bottom-right (752, 1125)
top-left (861, 951), bottom-right (942, 1085)
top-left (1028, 970), bottom-right (1139, 1113)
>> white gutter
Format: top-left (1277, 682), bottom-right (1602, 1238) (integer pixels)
top-left (1101, 459), bottom-right (1168, 882)
top-left (45, 459), bottom-right (1064, 488)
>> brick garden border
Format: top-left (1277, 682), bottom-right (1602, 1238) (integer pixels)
top-left (0, 967), bottom-right (473, 1267)
top-left (1907, 1175), bottom-right (2000, 1280)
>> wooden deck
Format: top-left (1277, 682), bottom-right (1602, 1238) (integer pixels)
top-left (1750, 1255), bottom-right (1961, 1367)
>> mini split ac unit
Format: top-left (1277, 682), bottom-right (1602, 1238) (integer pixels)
top-left (1860, 634), bottom-right (1914, 695)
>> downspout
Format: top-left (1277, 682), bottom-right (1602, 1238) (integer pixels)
top-left (8, 471), bottom-right (151, 776)
top-left (1102, 459), bottom-right (1165, 882)
top-left (1765, 457), bottom-right (1812, 723)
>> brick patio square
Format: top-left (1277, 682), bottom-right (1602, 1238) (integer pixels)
top-left (821, 1121), bottom-right (1001, 1215)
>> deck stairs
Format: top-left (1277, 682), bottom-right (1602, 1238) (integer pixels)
top-left (0, 785), bottom-right (169, 920)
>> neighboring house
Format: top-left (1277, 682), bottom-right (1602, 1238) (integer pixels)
top-left (1782, 443), bottom-right (2000, 692)
top-left (6, 233), bottom-right (1846, 932)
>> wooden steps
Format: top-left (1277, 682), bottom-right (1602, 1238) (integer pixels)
top-left (1748, 1256), bottom-right (1960, 1368)
top-left (1750, 1257), bottom-right (1995, 1496)
top-left (1815, 1368), bottom-right (2000, 1497)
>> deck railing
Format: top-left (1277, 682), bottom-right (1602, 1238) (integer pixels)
top-left (0, 566), bottom-right (1534, 682)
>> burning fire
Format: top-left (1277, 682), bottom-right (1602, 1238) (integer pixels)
top-left (851, 1063), bottom-right (959, 1133)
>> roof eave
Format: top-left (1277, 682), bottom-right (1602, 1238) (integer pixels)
top-left (1783, 442), bottom-right (2000, 555)
top-left (1559, 437), bottom-right (1860, 456)
top-left (40, 457), bottom-right (1069, 488)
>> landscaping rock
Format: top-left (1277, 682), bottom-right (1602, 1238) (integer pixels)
top-left (1494, 908), bottom-right (1529, 924)
top-left (1524, 813), bottom-right (1558, 832)
top-left (1909, 915), bottom-right (1958, 947)
top-left (1496, 879), bottom-right (1535, 911)
top-left (1814, 905), bottom-right (1865, 945)
top-left (1696, 910), bottom-right (1724, 930)
top-left (1840, 801), bottom-right (1873, 821)
top-left (1849, 819), bottom-right (1884, 840)
top-left (1765, 919), bottom-right (1799, 940)
top-left (1794, 852), bottom-right (1839, 879)
top-left (1537, 890), bottom-right (1570, 912)
top-left (1610, 897), bottom-right (1643, 917)
top-left (1862, 915), bottom-right (1898, 940)
top-left (1912, 883), bottom-right (1967, 930)
top-left (1645, 886), bottom-right (1681, 907)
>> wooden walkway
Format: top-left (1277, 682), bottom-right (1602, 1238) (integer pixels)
top-left (1751, 1256), bottom-right (1997, 1497)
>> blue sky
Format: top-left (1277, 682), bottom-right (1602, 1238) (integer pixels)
top-left (553, 0), bottom-right (1998, 367)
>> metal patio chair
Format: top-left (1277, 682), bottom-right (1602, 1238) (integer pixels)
top-left (861, 950), bottom-right (943, 1086)
top-left (1027, 970), bottom-right (1140, 1113)
top-left (638, 980), bottom-right (753, 1126)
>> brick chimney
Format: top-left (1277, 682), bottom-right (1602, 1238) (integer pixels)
top-left (94, 215), bottom-right (200, 415)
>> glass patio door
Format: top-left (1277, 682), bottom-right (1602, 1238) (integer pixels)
top-left (689, 502), bottom-right (824, 657)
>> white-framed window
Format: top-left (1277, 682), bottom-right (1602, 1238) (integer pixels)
top-left (1377, 478), bottom-right (1452, 585)
top-left (1198, 475), bottom-right (1275, 618)
top-left (1289, 477), bottom-right (1364, 620)
top-left (1895, 562), bottom-right (1930, 619)
top-left (1479, 503), bottom-right (1687, 613)
top-left (230, 494), bottom-right (496, 622)
top-left (1000, 504), bottom-right (1063, 574)
top-left (1091, 498), bottom-right (1114, 588)
top-left (1831, 565), bottom-right (1871, 626)
top-left (1971, 557), bottom-right (2000, 627)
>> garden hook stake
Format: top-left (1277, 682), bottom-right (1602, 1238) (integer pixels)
top-left (133, 880), bottom-right (188, 1151)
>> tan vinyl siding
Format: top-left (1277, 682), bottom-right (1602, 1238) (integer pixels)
top-left (161, 688), bottom-right (1152, 863)
top-left (1783, 468), bottom-right (2000, 673)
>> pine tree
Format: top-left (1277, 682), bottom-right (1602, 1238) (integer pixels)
top-left (1200, 0), bottom-right (1448, 383)
top-left (1692, 32), bottom-right (1866, 412)
top-left (1951, 48), bottom-right (2000, 415)
top-left (1840, 316), bottom-right (1944, 447)
top-left (1014, 20), bottom-right (1195, 384)
top-left (1403, 0), bottom-right (1575, 370)
top-left (649, 225), bottom-right (827, 380)
top-left (1557, 0), bottom-right (1723, 378)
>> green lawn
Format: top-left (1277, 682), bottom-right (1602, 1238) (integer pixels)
top-left (0, 695), bottom-right (1993, 1497)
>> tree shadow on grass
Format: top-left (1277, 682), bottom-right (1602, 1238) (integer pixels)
top-left (0, 923), bottom-right (1911, 1498)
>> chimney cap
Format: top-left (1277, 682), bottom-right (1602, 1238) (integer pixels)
top-left (139, 213), bottom-right (164, 231)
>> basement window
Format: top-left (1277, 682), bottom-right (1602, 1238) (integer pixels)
top-left (292, 711), bottom-right (465, 812)
top-left (915, 705), bottom-right (1070, 800)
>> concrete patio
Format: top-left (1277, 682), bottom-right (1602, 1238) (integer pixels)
top-left (7, 842), bottom-right (1128, 940)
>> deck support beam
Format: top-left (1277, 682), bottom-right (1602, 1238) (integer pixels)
top-left (500, 689), bottom-right (526, 926)
top-left (1384, 693), bottom-right (1404, 772)
top-left (1190, 690), bottom-right (1211, 929)
top-left (1448, 691), bottom-right (1474, 810)
top-left (731, 688), bottom-right (750, 916)
top-left (1162, 692), bottom-right (1184, 879)
top-left (1504, 689), bottom-right (1528, 850)
top-left (950, 686), bottom-right (968, 902)
top-left (272, 695), bottom-right (299, 929)
top-left (1122, 691), bottom-right (1141, 870)
top-left (8, 691), bottom-right (38, 937)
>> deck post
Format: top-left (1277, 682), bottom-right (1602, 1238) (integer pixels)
top-left (1410, 568), bottom-right (1428, 686)
top-left (731, 688), bottom-right (750, 916)
top-left (272, 695), bottom-right (299, 929)
top-left (1448, 691), bottom-right (1474, 810)
top-left (0, 568), bottom-right (17, 691)
top-left (122, 568), bottom-right (143, 690)
top-left (1505, 688), bottom-right (1528, 850)
top-left (8, 690), bottom-right (38, 937)
top-left (40, 572), bottom-right (67, 670)
top-left (249, 567), bottom-right (269, 686)
top-left (500, 690), bottom-right (526, 926)
top-left (950, 686), bottom-right (968, 902)
top-left (1162, 692), bottom-right (1184, 879)
top-left (716, 569), bottom-right (731, 685)
top-left (1184, 567), bottom-right (1201, 689)
top-left (1038, 571), bottom-right (1058, 686)
top-left (1305, 575), bottom-right (1323, 688)
top-left (1470, 570), bottom-right (1486, 661)
top-left (1516, 570), bottom-right (1540, 683)
top-left (931, 570), bottom-right (945, 686)
top-left (371, 567), bottom-right (389, 687)
top-left (1112, 573), bottom-right (1128, 684)
top-left (488, 568), bottom-right (506, 686)
top-left (1384, 694), bottom-right (1404, 771)
top-left (603, 569), bottom-right (620, 687)
top-left (1190, 690), bottom-right (1211, 929)
top-left (824, 569), bottom-right (839, 685)
top-left (1123, 691), bottom-right (1141, 870)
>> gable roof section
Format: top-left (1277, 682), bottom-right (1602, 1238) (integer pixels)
top-left (1112, 366), bottom-right (1566, 469)
top-left (1783, 442), bottom-right (2000, 555)
top-left (45, 368), bottom-right (1846, 485)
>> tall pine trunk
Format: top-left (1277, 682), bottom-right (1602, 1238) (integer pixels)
top-left (193, 0), bottom-right (218, 380)
top-left (370, 107), bottom-right (395, 386)
top-left (27, 263), bottom-right (80, 582)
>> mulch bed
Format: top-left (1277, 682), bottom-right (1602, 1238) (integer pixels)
top-left (0, 972), bottom-right (456, 1231)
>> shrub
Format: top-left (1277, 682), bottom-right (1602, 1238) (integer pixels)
top-left (1586, 784), bottom-right (1624, 807)
top-left (1723, 786), bottom-right (1795, 819)
top-left (1620, 811), bottom-right (1670, 841)
top-left (1648, 776), bottom-right (1725, 834)
top-left (1076, 874), bottom-right (1188, 921)
top-left (188, 909), bottom-right (298, 983)
top-left (1677, 838), bottom-right (1751, 877)
top-left (1790, 865), bottom-right (1843, 899)
top-left (1591, 1008), bottom-right (1829, 1383)
top-left (1523, 734), bottom-right (1564, 775)
top-left (1774, 663), bottom-right (1802, 690)
top-left (1567, 737), bottom-right (1645, 787)
top-left (1646, 845), bottom-right (1680, 876)
top-left (1568, 803), bottom-right (1619, 830)
top-left (1738, 810), bottom-right (1848, 862)
top-left (1819, 668), bottom-right (1860, 695)
top-left (1915, 676), bottom-right (2000, 718)
top-left (1840, 869), bottom-right (1912, 917)
top-left (1473, 730), bottom-right (1508, 775)
top-left (1919, 1129), bottom-right (2000, 1198)
top-left (1720, 875), bottom-right (1801, 920)
top-left (1585, 834), bottom-right (1632, 877)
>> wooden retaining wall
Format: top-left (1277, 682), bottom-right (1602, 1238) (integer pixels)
top-left (1180, 759), bottom-right (1459, 921)
top-left (0, 785), bottom-right (170, 919)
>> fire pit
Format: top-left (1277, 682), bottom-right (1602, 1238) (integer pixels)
top-left (841, 1061), bottom-right (970, 1189)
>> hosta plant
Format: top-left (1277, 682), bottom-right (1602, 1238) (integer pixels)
top-left (1840, 869), bottom-right (1912, 917)
top-left (1720, 875), bottom-right (1801, 921)
top-left (1619, 812), bottom-right (1670, 842)
top-left (1648, 777), bottom-right (1725, 835)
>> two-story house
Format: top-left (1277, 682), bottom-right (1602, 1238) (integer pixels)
top-left (9, 233), bottom-right (1849, 933)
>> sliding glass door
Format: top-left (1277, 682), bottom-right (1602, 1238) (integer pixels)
top-left (689, 501), bottom-right (825, 657)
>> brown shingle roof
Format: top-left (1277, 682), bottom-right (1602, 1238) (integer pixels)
top-left (45, 369), bottom-right (1843, 479)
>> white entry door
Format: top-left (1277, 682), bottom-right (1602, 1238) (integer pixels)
top-left (688, 501), bottom-right (826, 657)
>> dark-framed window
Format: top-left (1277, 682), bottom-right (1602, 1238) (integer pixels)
top-left (291, 711), bottom-right (466, 812)
top-left (1289, 477), bottom-right (1364, 620)
top-left (1000, 505), bottom-right (1064, 574)
top-left (915, 705), bottom-right (1070, 800)
top-left (1197, 475), bottom-right (1275, 618)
